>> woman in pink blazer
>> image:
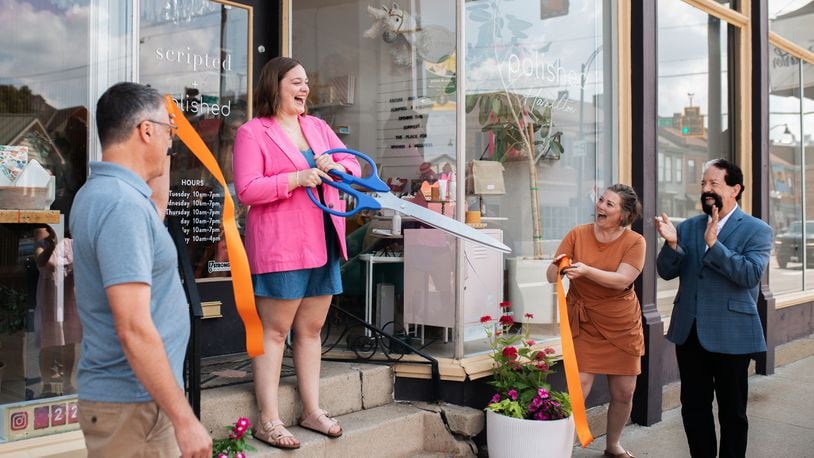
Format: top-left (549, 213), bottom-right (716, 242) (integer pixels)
top-left (233, 57), bottom-right (360, 449)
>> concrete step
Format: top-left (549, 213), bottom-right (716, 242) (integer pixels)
top-left (242, 402), bottom-right (477, 457)
top-left (201, 360), bottom-right (394, 434)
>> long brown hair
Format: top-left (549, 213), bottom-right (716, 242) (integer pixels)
top-left (254, 57), bottom-right (307, 118)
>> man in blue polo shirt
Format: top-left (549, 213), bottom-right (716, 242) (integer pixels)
top-left (70, 82), bottom-right (211, 457)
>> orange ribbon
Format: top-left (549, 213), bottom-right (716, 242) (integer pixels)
top-left (557, 256), bottom-right (593, 447)
top-left (166, 96), bottom-right (264, 357)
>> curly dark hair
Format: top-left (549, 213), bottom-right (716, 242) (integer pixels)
top-left (606, 184), bottom-right (642, 227)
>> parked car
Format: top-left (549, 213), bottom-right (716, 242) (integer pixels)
top-left (775, 221), bottom-right (814, 268)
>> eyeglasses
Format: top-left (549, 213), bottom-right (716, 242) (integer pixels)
top-left (140, 119), bottom-right (178, 139)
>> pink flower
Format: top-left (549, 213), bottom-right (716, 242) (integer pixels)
top-left (526, 339), bottom-right (536, 346)
top-left (499, 315), bottom-right (514, 326)
top-left (538, 388), bottom-right (549, 399)
top-left (524, 312), bottom-right (534, 319)
top-left (236, 453), bottom-right (246, 458)
top-left (480, 315), bottom-right (492, 323)
top-left (544, 347), bottom-right (556, 355)
top-left (491, 393), bottom-right (501, 403)
top-left (218, 454), bottom-right (228, 458)
top-left (508, 389), bottom-right (518, 400)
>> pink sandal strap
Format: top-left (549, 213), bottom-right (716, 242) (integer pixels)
top-left (256, 419), bottom-right (300, 449)
top-left (300, 409), bottom-right (342, 437)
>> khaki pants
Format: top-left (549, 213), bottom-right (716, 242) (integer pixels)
top-left (78, 400), bottom-right (180, 458)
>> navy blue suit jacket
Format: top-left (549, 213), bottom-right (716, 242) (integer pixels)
top-left (656, 207), bottom-right (772, 355)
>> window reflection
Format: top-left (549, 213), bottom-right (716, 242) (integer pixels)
top-left (769, 1), bottom-right (814, 55)
top-left (656, 1), bottom-right (734, 319)
top-left (292, 0), bottom-right (458, 357)
top-left (803, 62), bottom-right (814, 290)
top-left (139, 1), bottom-right (251, 279)
top-left (464, 0), bottom-right (615, 353)
top-left (0, 0), bottom-right (88, 427)
top-left (768, 45), bottom-right (805, 293)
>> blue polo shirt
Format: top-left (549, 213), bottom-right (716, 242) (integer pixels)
top-left (70, 162), bottom-right (189, 403)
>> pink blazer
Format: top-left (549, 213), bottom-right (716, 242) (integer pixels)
top-left (233, 115), bottom-right (361, 274)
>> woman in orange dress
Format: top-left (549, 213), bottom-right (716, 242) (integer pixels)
top-left (546, 183), bottom-right (645, 458)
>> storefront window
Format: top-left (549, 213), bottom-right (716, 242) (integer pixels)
top-left (805, 62), bottom-right (814, 290)
top-left (464, 0), bottom-right (617, 353)
top-left (139, 0), bottom-right (251, 279)
top-left (655, 1), bottom-right (735, 320)
top-left (768, 45), bottom-right (804, 293)
top-left (292, 0), bottom-right (458, 357)
top-left (769, 1), bottom-right (814, 54)
top-left (0, 0), bottom-right (90, 441)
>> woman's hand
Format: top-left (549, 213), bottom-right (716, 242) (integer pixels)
top-left (315, 154), bottom-right (347, 176)
top-left (552, 253), bottom-right (568, 266)
top-left (563, 262), bottom-right (590, 280)
top-left (546, 254), bottom-right (569, 284)
top-left (294, 167), bottom-right (332, 188)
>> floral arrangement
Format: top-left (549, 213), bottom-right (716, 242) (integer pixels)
top-left (482, 301), bottom-right (572, 421)
top-left (212, 417), bottom-right (256, 458)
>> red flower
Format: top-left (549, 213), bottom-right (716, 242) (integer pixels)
top-left (480, 315), bottom-right (492, 323)
top-left (502, 346), bottom-right (518, 359)
top-left (534, 351), bottom-right (547, 361)
top-left (499, 315), bottom-right (514, 326)
top-left (524, 312), bottom-right (535, 319)
top-left (499, 301), bottom-right (511, 309)
top-left (544, 347), bottom-right (556, 355)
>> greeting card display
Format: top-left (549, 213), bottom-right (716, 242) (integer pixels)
top-left (0, 146), bottom-right (56, 210)
top-left (0, 145), bottom-right (28, 185)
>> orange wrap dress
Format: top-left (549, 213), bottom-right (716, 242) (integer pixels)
top-left (555, 224), bottom-right (646, 375)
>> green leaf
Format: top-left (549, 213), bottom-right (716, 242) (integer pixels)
top-left (479, 101), bottom-right (490, 125)
top-left (491, 96), bottom-right (501, 117)
top-left (465, 94), bottom-right (478, 113)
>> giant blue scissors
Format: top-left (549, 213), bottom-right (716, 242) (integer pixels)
top-left (306, 148), bottom-right (511, 253)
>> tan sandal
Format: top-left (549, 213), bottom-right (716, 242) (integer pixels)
top-left (604, 450), bottom-right (635, 458)
top-left (299, 409), bottom-right (342, 438)
top-left (254, 419), bottom-right (300, 449)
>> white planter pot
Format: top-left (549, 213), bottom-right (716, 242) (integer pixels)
top-left (486, 409), bottom-right (574, 458)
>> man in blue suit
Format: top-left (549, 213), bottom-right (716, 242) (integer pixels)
top-left (655, 159), bottom-right (772, 458)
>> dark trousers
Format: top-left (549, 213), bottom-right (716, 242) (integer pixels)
top-left (675, 325), bottom-right (751, 458)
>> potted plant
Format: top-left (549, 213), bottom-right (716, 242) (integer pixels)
top-left (481, 302), bottom-right (574, 458)
top-left (212, 417), bottom-right (255, 458)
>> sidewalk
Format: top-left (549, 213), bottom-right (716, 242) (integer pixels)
top-left (572, 356), bottom-right (814, 457)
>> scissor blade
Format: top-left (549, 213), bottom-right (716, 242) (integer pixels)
top-left (375, 193), bottom-right (511, 253)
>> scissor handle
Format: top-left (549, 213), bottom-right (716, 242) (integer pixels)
top-left (305, 148), bottom-right (390, 217)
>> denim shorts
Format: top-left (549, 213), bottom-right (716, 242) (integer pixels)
top-left (252, 215), bottom-right (343, 299)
